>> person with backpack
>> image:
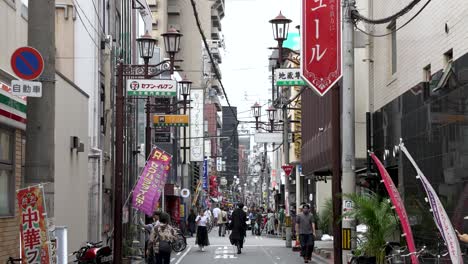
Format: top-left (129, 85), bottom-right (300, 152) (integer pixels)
top-left (148, 213), bottom-right (177, 264)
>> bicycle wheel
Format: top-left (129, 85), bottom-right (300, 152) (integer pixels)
top-left (172, 235), bottom-right (187, 252)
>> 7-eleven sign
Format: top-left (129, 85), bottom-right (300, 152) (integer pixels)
top-left (282, 164), bottom-right (294, 177)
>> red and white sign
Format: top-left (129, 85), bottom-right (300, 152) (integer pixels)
top-left (301, 0), bottom-right (342, 96)
top-left (282, 164), bottom-right (294, 177)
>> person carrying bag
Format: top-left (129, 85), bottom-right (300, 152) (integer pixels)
top-left (148, 213), bottom-right (177, 264)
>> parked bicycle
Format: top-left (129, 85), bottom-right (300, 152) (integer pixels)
top-left (384, 243), bottom-right (426, 264)
top-left (170, 224), bottom-right (187, 252)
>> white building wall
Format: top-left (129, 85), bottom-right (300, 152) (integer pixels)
top-left (54, 73), bottom-right (89, 260)
top-left (371, 0), bottom-right (468, 110)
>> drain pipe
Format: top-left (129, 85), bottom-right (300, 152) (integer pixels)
top-left (89, 147), bottom-right (103, 241)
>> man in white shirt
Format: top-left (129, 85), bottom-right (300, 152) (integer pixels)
top-left (213, 205), bottom-right (221, 225)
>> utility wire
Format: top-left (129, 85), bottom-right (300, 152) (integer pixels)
top-left (352, 0), bottom-right (423, 24)
top-left (74, 0), bottom-right (102, 37)
top-left (74, 1), bottom-right (100, 49)
top-left (354, 0), bottom-right (431, 38)
top-left (89, 0), bottom-right (105, 33)
top-left (188, 0), bottom-right (237, 123)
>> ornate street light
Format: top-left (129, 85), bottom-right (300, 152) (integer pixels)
top-left (136, 31), bottom-right (157, 64)
top-left (269, 12), bottom-right (291, 66)
top-left (178, 76), bottom-right (192, 113)
top-left (251, 102), bottom-right (262, 130)
top-left (161, 27), bottom-right (183, 54)
top-left (266, 105), bottom-right (277, 132)
top-left (269, 11), bottom-right (292, 42)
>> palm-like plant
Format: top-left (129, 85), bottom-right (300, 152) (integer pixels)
top-left (343, 192), bottom-right (398, 264)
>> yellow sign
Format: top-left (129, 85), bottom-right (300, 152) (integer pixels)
top-left (342, 228), bottom-right (352, 250)
top-left (153, 115), bottom-right (189, 127)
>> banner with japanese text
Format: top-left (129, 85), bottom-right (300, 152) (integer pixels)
top-left (400, 144), bottom-right (463, 264)
top-left (17, 185), bottom-right (51, 264)
top-left (132, 147), bottom-right (172, 216)
top-left (370, 153), bottom-right (419, 264)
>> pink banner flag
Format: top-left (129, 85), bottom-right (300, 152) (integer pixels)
top-left (370, 153), bottom-right (419, 264)
top-left (132, 147), bottom-right (172, 216)
top-left (399, 143), bottom-right (463, 264)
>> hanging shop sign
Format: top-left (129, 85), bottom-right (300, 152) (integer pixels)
top-left (301, 0), bottom-right (342, 96)
top-left (254, 132), bottom-right (282, 143)
top-left (153, 114), bottom-right (189, 127)
top-left (190, 89), bottom-right (204, 161)
top-left (275, 68), bottom-right (306, 86)
top-left (17, 185), bottom-right (51, 264)
top-left (127, 79), bottom-right (177, 96)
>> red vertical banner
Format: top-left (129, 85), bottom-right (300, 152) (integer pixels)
top-left (301, 0), bottom-right (342, 96)
top-left (17, 185), bottom-right (51, 264)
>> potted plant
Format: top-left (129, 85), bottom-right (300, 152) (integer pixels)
top-left (343, 192), bottom-right (398, 264)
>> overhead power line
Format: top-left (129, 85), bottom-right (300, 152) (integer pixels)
top-left (355, 0), bottom-right (432, 38)
top-left (352, 0), bottom-right (423, 24)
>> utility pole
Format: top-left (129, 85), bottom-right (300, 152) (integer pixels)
top-left (26, 0), bottom-right (56, 209)
top-left (342, 0), bottom-right (356, 262)
top-left (332, 86), bottom-right (343, 264)
top-left (283, 99), bottom-right (292, 248)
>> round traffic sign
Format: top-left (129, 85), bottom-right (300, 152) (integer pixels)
top-left (10, 47), bottom-right (44, 80)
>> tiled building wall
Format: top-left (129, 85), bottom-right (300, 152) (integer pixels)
top-left (371, 0), bottom-right (468, 110)
top-left (0, 129), bottom-right (22, 261)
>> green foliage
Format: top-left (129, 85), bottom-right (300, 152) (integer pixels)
top-left (342, 192), bottom-right (398, 264)
top-left (318, 198), bottom-right (333, 235)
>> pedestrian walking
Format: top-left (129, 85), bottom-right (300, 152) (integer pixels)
top-left (148, 213), bottom-right (177, 264)
top-left (187, 209), bottom-right (197, 237)
top-left (229, 203), bottom-right (248, 254)
top-left (218, 207), bottom-right (228, 237)
top-left (267, 209), bottom-right (275, 235)
top-left (295, 204), bottom-right (316, 263)
top-left (195, 209), bottom-right (210, 251)
top-left (139, 210), bottom-right (161, 264)
top-left (278, 205), bottom-right (285, 238)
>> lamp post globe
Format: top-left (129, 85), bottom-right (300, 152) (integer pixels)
top-left (161, 27), bottom-right (182, 54)
top-left (136, 31), bottom-right (156, 64)
top-left (251, 102), bottom-right (261, 118)
top-left (179, 76), bottom-right (192, 97)
top-left (269, 11), bottom-right (292, 42)
top-left (266, 105), bottom-right (277, 122)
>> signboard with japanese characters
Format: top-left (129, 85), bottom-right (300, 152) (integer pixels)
top-left (153, 114), bottom-right (189, 127)
top-left (11, 80), bottom-right (42, 97)
top-left (190, 89), bottom-right (204, 161)
top-left (127, 79), bottom-right (177, 96)
top-left (301, 0), bottom-right (342, 96)
top-left (17, 185), bottom-right (51, 264)
top-left (275, 68), bottom-right (305, 86)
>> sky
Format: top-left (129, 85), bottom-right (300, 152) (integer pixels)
top-left (219, 0), bottom-right (301, 125)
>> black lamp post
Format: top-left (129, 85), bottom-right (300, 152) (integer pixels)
top-left (251, 102), bottom-right (262, 130)
top-left (269, 11), bottom-right (292, 66)
top-left (179, 76), bottom-right (192, 164)
top-left (266, 105), bottom-right (277, 133)
top-left (161, 27), bottom-right (183, 75)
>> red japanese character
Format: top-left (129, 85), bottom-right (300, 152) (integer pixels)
top-left (22, 207), bottom-right (38, 229)
top-left (24, 228), bottom-right (41, 250)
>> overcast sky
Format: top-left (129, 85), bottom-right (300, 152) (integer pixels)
top-left (219, 0), bottom-right (301, 124)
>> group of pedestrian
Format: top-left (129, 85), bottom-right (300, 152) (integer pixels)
top-left (141, 210), bottom-right (178, 264)
top-left (247, 205), bottom-right (286, 236)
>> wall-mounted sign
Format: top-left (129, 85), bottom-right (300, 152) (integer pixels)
top-left (153, 115), bottom-right (188, 127)
top-left (181, 188), bottom-right (190, 198)
top-left (11, 80), bottom-right (42, 97)
top-left (190, 89), bottom-right (204, 161)
top-left (275, 68), bottom-right (305, 86)
top-left (254, 132), bottom-right (282, 143)
top-left (154, 127), bottom-right (171, 143)
top-left (127, 79), bottom-right (177, 96)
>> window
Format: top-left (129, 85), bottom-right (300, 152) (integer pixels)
top-left (388, 21), bottom-right (397, 75)
top-left (0, 127), bottom-right (14, 217)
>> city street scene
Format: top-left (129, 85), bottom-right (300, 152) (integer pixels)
top-left (1, 0), bottom-right (468, 263)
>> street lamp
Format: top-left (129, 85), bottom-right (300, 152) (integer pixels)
top-left (178, 76), bottom-right (192, 113)
top-left (136, 31), bottom-right (157, 65)
top-left (251, 102), bottom-right (261, 130)
top-left (266, 105), bottom-right (277, 132)
top-left (269, 11), bottom-right (292, 65)
top-left (161, 27), bottom-right (183, 74)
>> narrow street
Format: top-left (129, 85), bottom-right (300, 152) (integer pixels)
top-left (166, 232), bottom-right (332, 264)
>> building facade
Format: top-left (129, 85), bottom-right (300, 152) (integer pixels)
top-left (369, 0), bottom-right (468, 243)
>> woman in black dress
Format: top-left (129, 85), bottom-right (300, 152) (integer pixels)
top-left (229, 203), bottom-right (248, 254)
top-left (195, 209), bottom-right (210, 251)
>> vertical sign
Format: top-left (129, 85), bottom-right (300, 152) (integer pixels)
top-left (17, 185), bottom-right (51, 264)
top-left (203, 159), bottom-right (208, 190)
top-left (301, 0), bottom-right (342, 96)
top-left (190, 89), bottom-right (204, 161)
top-left (132, 147), bottom-right (172, 216)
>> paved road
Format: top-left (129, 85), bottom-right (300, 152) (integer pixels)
top-left (165, 231), bottom-right (332, 264)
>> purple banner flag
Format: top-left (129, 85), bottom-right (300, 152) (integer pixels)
top-left (400, 143), bottom-right (463, 264)
top-left (132, 147), bottom-right (172, 216)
